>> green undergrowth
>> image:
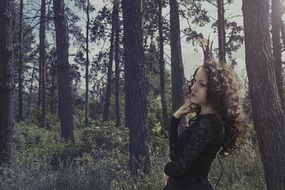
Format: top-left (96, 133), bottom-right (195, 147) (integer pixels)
top-left (0, 120), bottom-right (265, 190)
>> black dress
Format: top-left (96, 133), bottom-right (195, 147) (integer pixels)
top-left (164, 113), bottom-right (224, 190)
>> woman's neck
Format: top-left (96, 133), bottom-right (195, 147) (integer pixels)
top-left (200, 104), bottom-right (215, 115)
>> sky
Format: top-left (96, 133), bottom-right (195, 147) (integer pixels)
top-left (178, 0), bottom-right (246, 78)
top-left (88, 0), bottom-right (246, 79)
top-left (25, 0), bottom-right (247, 91)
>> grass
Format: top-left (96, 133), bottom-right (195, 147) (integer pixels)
top-left (0, 120), bottom-right (265, 190)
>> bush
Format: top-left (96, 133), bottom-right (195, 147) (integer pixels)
top-left (0, 117), bottom-right (265, 190)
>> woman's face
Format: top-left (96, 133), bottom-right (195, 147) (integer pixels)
top-left (190, 67), bottom-right (208, 106)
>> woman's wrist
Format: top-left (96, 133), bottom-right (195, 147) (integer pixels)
top-left (173, 112), bottom-right (181, 119)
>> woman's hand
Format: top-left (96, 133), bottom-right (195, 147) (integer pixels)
top-left (165, 175), bottom-right (170, 184)
top-left (173, 99), bottom-right (198, 119)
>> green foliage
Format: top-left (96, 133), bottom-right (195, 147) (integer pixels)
top-left (1, 88), bottom-right (265, 190)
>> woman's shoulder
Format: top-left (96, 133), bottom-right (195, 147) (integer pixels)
top-left (197, 113), bottom-right (224, 142)
top-left (196, 114), bottom-right (223, 134)
top-left (197, 113), bottom-right (217, 125)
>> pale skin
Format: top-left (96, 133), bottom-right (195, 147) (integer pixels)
top-left (165, 67), bottom-right (215, 183)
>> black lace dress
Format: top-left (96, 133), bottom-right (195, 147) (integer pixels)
top-left (164, 113), bottom-right (224, 190)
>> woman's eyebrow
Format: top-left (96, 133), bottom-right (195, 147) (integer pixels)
top-left (195, 78), bottom-right (207, 83)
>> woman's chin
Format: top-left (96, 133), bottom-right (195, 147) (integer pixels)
top-left (190, 97), bottom-right (196, 103)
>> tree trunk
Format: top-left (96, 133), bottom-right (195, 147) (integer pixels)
top-left (114, 0), bottom-right (121, 127)
top-left (217, 0), bottom-right (226, 63)
top-left (280, 19), bottom-right (285, 52)
top-left (122, 0), bottom-right (150, 174)
top-left (103, 2), bottom-right (116, 122)
top-left (50, 52), bottom-right (57, 115)
top-left (272, 0), bottom-right (284, 108)
top-left (26, 61), bottom-right (37, 118)
top-left (18, 0), bottom-right (24, 121)
top-left (39, 0), bottom-right (46, 128)
top-left (85, 0), bottom-right (90, 127)
top-left (0, 0), bottom-right (14, 165)
top-left (242, 0), bottom-right (285, 189)
top-left (53, 0), bottom-right (74, 141)
top-left (158, 0), bottom-right (169, 134)
top-left (169, 0), bottom-right (185, 112)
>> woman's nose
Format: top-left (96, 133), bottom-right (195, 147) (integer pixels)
top-left (191, 83), bottom-right (197, 92)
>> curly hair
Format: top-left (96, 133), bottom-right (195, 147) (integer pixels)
top-left (187, 60), bottom-right (247, 155)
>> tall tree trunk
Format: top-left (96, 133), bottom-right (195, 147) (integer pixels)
top-left (53, 0), bottom-right (74, 141)
top-left (217, 0), bottom-right (226, 63)
top-left (114, 0), bottom-right (120, 127)
top-left (85, 0), bottom-right (90, 127)
top-left (158, 0), bottom-right (169, 134)
top-left (50, 52), bottom-right (57, 115)
top-left (122, 0), bottom-right (150, 174)
top-left (18, 0), bottom-right (24, 121)
top-left (272, 0), bottom-right (284, 108)
top-left (103, 2), bottom-right (116, 122)
top-left (0, 0), bottom-right (14, 165)
top-left (242, 0), bottom-right (285, 189)
top-left (280, 19), bottom-right (285, 51)
top-left (39, 0), bottom-right (46, 128)
top-left (26, 61), bottom-right (36, 118)
top-left (169, 0), bottom-right (185, 112)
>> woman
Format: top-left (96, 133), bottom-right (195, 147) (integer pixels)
top-left (164, 55), bottom-right (247, 190)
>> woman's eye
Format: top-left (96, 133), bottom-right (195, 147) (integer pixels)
top-left (199, 83), bottom-right (207, 87)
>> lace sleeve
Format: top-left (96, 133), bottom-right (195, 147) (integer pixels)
top-left (164, 119), bottom-right (214, 177)
top-left (169, 116), bottom-right (180, 160)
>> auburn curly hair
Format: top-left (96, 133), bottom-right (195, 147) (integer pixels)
top-left (186, 41), bottom-right (247, 155)
top-left (188, 59), bottom-right (246, 155)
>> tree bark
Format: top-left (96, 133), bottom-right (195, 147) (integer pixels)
top-left (39, 0), bottom-right (46, 128)
top-left (272, 0), bottom-right (284, 108)
top-left (18, 0), bottom-right (24, 121)
top-left (158, 0), bottom-right (169, 134)
top-left (53, 0), bottom-right (74, 141)
top-left (169, 0), bottom-right (185, 113)
top-left (0, 0), bottom-right (14, 165)
top-left (50, 51), bottom-right (57, 115)
top-left (26, 61), bottom-right (37, 118)
top-left (217, 0), bottom-right (226, 63)
top-left (85, 0), bottom-right (90, 127)
top-left (242, 0), bottom-right (285, 189)
top-left (103, 1), bottom-right (116, 122)
top-left (122, 0), bottom-right (150, 174)
top-left (114, 0), bottom-right (121, 127)
top-left (280, 19), bottom-right (285, 52)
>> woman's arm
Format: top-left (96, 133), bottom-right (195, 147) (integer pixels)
top-left (164, 119), bottom-right (214, 177)
top-left (169, 99), bottom-right (196, 160)
top-left (169, 116), bottom-right (180, 160)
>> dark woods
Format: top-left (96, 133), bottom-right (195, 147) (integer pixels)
top-left (0, 0), bottom-right (284, 189)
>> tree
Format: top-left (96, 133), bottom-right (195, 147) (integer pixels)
top-left (18, 0), bottom-right (24, 121)
top-left (84, 0), bottom-right (90, 127)
top-left (74, 0), bottom-right (93, 127)
top-left (39, 0), bottom-right (46, 128)
top-left (113, 0), bottom-right (121, 127)
top-left (53, 0), bottom-right (74, 141)
top-left (158, 0), bottom-right (169, 134)
top-left (122, 0), bottom-right (150, 174)
top-left (47, 47), bottom-right (57, 115)
top-left (103, 1), bottom-right (116, 122)
top-left (169, 0), bottom-right (185, 112)
top-left (272, 0), bottom-right (284, 108)
top-left (217, 0), bottom-right (226, 63)
top-left (180, 0), bottom-right (243, 67)
top-left (242, 0), bottom-right (285, 189)
top-left (0, 0), bottom-right (14, 165)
